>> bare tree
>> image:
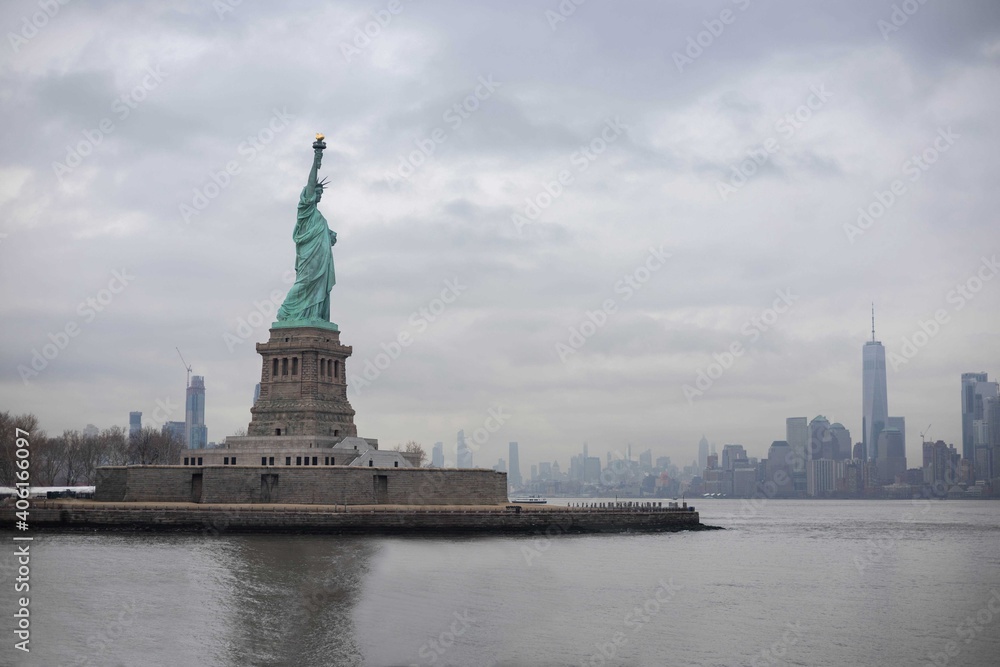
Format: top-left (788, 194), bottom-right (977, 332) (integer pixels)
top-left (32, 435), bottom-right (64, 487)
top-left (394, 440), bottom-right (427, 467)
top-left (128, 426), bottom-right (183, 465)
top-left (101, 426), bottom-right (129, 466)
top-left (0, 412), bottom-right (43, 486)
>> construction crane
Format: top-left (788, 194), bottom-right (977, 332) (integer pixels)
top-left (176, 347), bottom-right (192, 389)
top-left (920, 424), bottom-right (932, 443)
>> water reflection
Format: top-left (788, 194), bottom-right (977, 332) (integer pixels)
top-left (213, 536), bottom-right (378, 666)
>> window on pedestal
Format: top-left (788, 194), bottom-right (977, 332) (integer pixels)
top-left (285, 457), bottom-right (291, 466)
top-left (292, 357), bottom-right (298, 375)
top-left (319, 357), bottom-right (325, 378)
top-left (269, 457), bottom-right (274, 466)
top-left (334, 360), bottom-right (340, 381)
top-left (282, 358), bottom-right (288, 376)
top-left (261, 457), bottom-right (267, 465)
top-left (312, 456), bottom-right (318, 465)
top-left (272, 358), bottom-right (278, 377)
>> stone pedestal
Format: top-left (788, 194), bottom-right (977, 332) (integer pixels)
top-left (248, 326), bottom-right (358, 438)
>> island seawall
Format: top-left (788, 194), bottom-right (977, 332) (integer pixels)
top-left (2, 500), bottom-right (708, 535)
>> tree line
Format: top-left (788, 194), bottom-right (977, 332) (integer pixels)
top-left (0, 411), bottom-right (183, 487)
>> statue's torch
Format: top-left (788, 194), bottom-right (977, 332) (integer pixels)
top-left (313, 133), bottom-right (326, 151)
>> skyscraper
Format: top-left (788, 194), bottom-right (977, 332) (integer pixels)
top-left (698, 435), bottom-right (709, 472)
top-left (508, 442), bottom-right (522, 487)
top-left (129, 411), bottom-right (142, 439)
top-left (876, 428), bottom-right (906, 484)
top-left (186, 375), bottom-right (207, 449)
top-left (786, 417), bottom-right (808, 472)
top-left (432, 441), bottom-right (444, 468)
top-left (862, 310), bottom-right (888, 461)
top-left (887, 416), bottom-right (906, 459)
top-left (961, 372), bottom-right (998, 463)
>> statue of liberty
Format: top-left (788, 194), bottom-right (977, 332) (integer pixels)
top-left (276, 134), bottom-right (339, 330)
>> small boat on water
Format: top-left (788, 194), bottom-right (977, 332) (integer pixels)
top-left (509, 495), bottom-right (548, 504)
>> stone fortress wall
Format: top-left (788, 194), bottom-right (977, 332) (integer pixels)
top-left (96, 466), bottom-right (509, 506)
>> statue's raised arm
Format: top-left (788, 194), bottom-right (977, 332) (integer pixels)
top-left (305, 133), bottom-right (326, 200)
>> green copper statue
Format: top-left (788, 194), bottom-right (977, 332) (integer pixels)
top-left (275, 134), bottom-right (339, 330)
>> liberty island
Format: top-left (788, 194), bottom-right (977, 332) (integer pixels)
top-left (7, 137), bottom-right (705, 533)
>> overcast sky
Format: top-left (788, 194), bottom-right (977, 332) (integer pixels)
top-left (2, 0), bottom-right (998, 472)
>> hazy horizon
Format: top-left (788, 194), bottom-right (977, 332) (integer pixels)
top-left (2, 0), bottom-right (999, 472)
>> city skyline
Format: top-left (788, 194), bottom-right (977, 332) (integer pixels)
top-left (2, 1), bottom-right (999, 473)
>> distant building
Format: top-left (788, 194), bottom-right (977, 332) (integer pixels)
top-left (584, 456), bottom-right (601, 482)
top-left (457, 430), bottom-right (473, 468)
top-left (530, 464), bottom-right (537, 481)
top-left (639, 449), bottom-right (652, 470)
top-left (83, 424), bottom-right (99, 438)
top-left (766, 441), bottom-right (794, 497)
top-left (961, 372), bottom-right (997, 464)
top-left (876, 428), bottom-right (906, 484)
top-left (186, 375), bottom-right (207, 449)
top-left (493, 458), bottom-right (506, 473)
top-left (129, 412), bottom-right (142, 439)
top-left (807, 459), bottom-right (839, 497)
top-left (863, 313), bottom-right (889, 461)
top-left (431, 441), bottom-right (444, 468)
top-left (698, 435), bottom-right (709, 472)
top-left (828, 423), bottom-right (852, 460)
top-left (809, 416), bottom-right (831, 460)
top-left (887, 416), bottom-right (906, 456)
top-left (162, 421), bottom-right (186, 443)
top-left (508, 442), bottom-right (522, 487)
top-left (721, 444), bottom-right (747, 471)
top-left (538, 461), bottom-right (552, 480)
top-left (786, 417), bottom-right (808, 472)
top-left (253, 383), bottom-right (261, 406)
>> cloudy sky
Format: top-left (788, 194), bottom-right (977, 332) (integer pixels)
top-left (2, 0), bottom-right (998, 472)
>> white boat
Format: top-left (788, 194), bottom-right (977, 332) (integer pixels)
top-left (509, 495), bottom-right (548, 504)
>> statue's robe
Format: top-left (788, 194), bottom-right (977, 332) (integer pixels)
top-left (277, 186), bottom-right (336, 322)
